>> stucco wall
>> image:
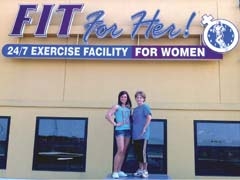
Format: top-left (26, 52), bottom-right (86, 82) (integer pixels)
top-left (0, 0), bottom-right (239, 179)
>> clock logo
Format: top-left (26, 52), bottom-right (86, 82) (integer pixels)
top-left (201, 14), bottom-right (239, 53)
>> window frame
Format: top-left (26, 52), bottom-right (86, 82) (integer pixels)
top-left (32, 116), bottom-right (88, 172)
top-left (0, 116), bottom-right (11, 170)
top-left (194, 120), bottom-right (240, 176)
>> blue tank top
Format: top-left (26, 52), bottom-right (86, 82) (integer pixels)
top-left (114, 106), bottom-right (131, 130)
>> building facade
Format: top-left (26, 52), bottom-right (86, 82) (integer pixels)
top-left (0, 0), bottom-right (240, 179)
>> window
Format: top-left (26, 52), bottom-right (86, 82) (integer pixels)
top-left (113, 119), bottom-right (167, 174)
top-left (0, 116), bottom-right (11, 169)
top-left (194, 120), bottom-right (240, 176)
top-left (33, 117), bottom-right (88, 172)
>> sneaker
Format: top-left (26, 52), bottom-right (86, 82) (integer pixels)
top-left (112, 172), bottom-right (119, 179)
top-left (141, 170), bottom-right (149, 178)
top-left (118, 171), bottom-right (128, 177)
top-left (133, 169), bottom-right (143, 177)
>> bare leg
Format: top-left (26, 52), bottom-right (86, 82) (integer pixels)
top-left (118, 137), bottom-right (130, 171)
top-left (139, 162), bottom-right (144, 170)
top-left (143, 162), bottom-right (148, 170)
top-left (113, 135), bottom-right (124, 172)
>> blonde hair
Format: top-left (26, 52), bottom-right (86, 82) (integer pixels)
top-left (135, 91), bottom-right (146, 102)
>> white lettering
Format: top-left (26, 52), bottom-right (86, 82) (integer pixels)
top-left (83, 47), bottom-right (129, 57)
top-left (160, 47), bottom-right (205, 57)
top-left (31, 46), bottom-right (80, 56)
top-left (135, 47), bottom-right (157, 57)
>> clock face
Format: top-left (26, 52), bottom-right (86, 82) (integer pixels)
top-left (203, 19), bottom-right (239, 53)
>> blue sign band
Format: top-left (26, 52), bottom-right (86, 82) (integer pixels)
top-left (2, 44), bottom-right (223, 60)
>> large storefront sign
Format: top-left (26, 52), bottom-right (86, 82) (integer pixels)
top-left (2, 4), bottom-right (239, 60)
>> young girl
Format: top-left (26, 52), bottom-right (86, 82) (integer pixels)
top-left (132, 91), bottom-right (152, 178)
top-left (105, 90), bottom-right (132, 179)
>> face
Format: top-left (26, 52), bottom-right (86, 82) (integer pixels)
top-left (120, 94), bottom-right (128, 105)
top-left (135, 95), bottom-right (144, 105)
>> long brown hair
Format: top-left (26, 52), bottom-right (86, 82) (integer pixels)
top-left (118, 91), bottom-right (132, 108)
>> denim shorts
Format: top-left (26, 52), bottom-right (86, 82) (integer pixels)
top-left (115, 129), bottom-right (131, 138)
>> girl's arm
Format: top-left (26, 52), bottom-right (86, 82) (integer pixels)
top-left (105, 105), bottom-right (118, 126)
top-left (141, 114), bottom-right (152, 135)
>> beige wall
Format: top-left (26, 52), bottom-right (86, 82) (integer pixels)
top-left (0, 0), bottom-right (240, 179)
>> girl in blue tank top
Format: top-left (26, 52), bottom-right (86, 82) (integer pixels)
top-left (105, 90), bottom-right (132, 179)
